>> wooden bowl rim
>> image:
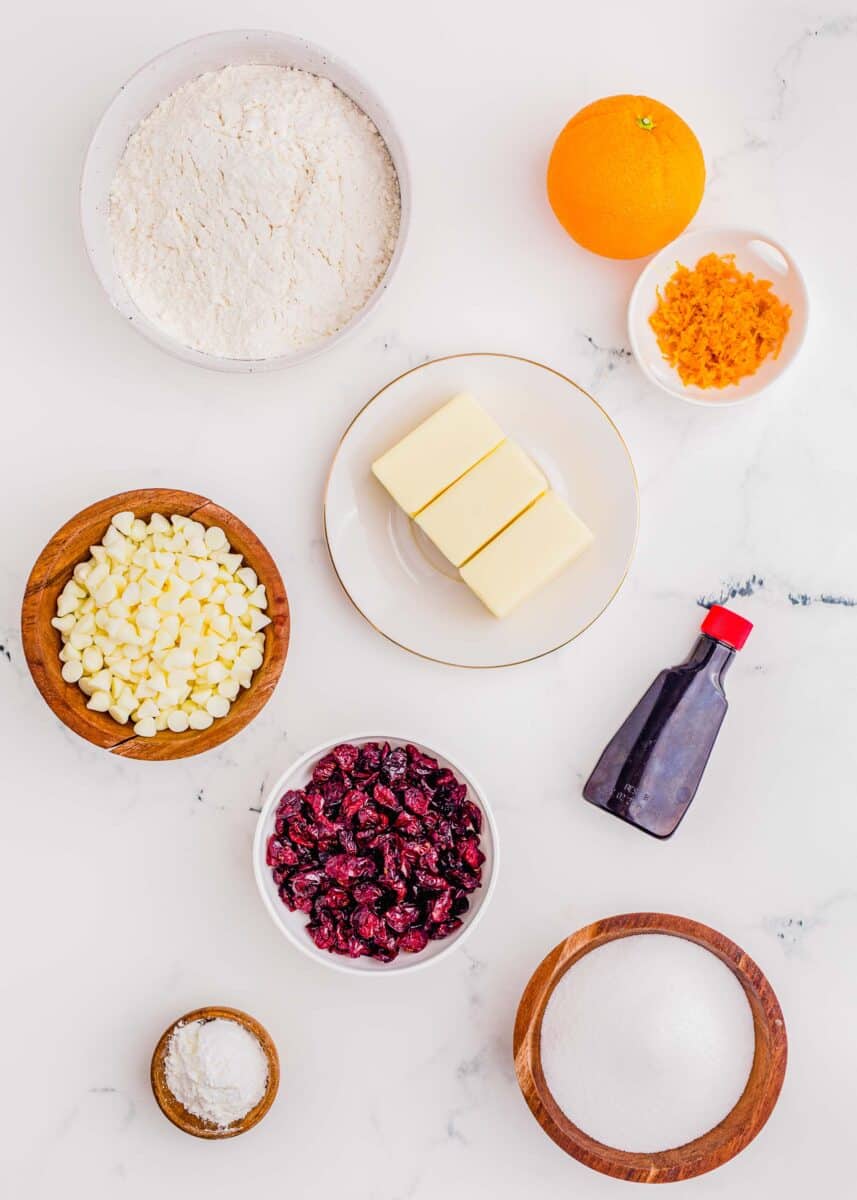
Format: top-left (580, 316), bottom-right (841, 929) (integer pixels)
top-left (513, 912), bottom-right (787, 1184)
top-left (151, 1005), bottom-right (280, 1138)
top-left (21, 488), bottom-right (289, 761)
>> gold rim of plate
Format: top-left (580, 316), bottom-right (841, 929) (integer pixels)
top-left (322, 352), bottom-right (640, 669)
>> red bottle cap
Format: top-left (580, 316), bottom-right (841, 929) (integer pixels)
top-left (701, 605), bottom-right (753, 650)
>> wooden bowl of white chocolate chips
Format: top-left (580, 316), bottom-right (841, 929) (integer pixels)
top-left (21, 488), bottom-right (290, 760)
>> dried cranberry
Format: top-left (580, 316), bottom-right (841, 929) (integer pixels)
top-left (382, 746), bottom-right (408, 783)
top-left (288, 818), bottom-right (316, 848)
top-left (406, 745), bottom-right (439, 776)
top-left (322, 777), bottom-right (346, 804)
top-left (380, 874), bottom-right (408, 903)
top-left (352, 907), bottom-right (383, 941)
top-left (312, 755), bottom-right (338, 783)
top-left (305, 791), bottom-right (326, 821)
top-left (266, 836), bottom-right (298, 867)
top-left (373, 783), bottom-right (400, 811)
top-left (400, 928), bottom-right (429, 953)
top-left (386, 903), bottom-right (420, 932)
top-left (292, 869), bottom-right (324, 899)
top-left (398, 842), bottom-right (421, 875)
top-left (395, 811), bottom-right (423, 837)
top-left (429, 918), bottom-right (463, 940)
top-left (358, 743), bottom-right (381, 771)
top-left (324, 854), bottom-right (376, 886)
top-left (277, 790), bottom-right (305, 819)
top-left (419, 846), bottom-right (440, 873)
top-left (402, 787), bottom-right (430, 816)
top-left (308, 920), bottom-right (335, 950)
top-left (461, 800), bottom-right (483, 833)
top-left (269, 742), bottom-right (485, 963)
top-left (415, 870), bottom-right (447, 892)
top-left (355, 803), bottom-right (382, 829)
top-left (346, 936), bottom-right (370, 958)
top-left (341, 789), bottom-right (368, 821)
top-left (429, 890), bottom-right (453, 924)
top-left (459, 837), bottom-right (486, 870)
top-left (373, 832), bottom-right (402, 876)
top-left (319, 886), bottom-right (350, 909)
top-left (332, 743), bottom-right (360, 772)
top-left (447, 867), bottom-right (480, 892)
top-left (337, 828), bottom-right (357, 854)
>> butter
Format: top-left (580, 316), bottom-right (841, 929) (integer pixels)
top-left (416, 441), bottom-right (547, 567)
top-left (371, 393), bottom-right (505, 517)
top-left (460, 491), bottom-right (594, 617)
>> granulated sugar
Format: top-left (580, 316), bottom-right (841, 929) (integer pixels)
top-left (540, 934), bottom-right (755, 1152)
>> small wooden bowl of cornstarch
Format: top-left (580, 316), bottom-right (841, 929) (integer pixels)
top-left (21, 488), bottom-right (290, 760)
top-left (151, 1006), bottom-right (280, 1138)
top-left (81, 29), bottom-right (410, 371)
top-left (513, 913), bottom-right (787, 1184)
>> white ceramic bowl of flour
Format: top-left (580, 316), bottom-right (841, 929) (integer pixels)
top-left (81, 30), bottom-right (411, 372)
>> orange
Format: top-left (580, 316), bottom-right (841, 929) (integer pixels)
top-left (547, 95), bottom-right (705, 260)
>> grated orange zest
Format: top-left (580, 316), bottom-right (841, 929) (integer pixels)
top-left (649, 252), bottom-right (791, 389)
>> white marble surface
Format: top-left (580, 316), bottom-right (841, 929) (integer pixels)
top-left (1, 0), bottom-right (854, 1195)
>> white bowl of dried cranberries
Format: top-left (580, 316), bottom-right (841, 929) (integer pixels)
top-left (253, 735), bottom-right (499, 974)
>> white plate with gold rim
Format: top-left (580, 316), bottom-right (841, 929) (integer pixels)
top-left (324, 353), bottom-right (638, 668)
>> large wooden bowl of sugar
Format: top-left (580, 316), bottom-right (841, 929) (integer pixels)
top-left (513, 912), bottom-right (787, 1184)
top-left (21, 488), bottom-right (289, 761)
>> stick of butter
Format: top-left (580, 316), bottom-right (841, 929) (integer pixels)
top-left (415, 442), bottom-right (547, 567)
top-left (371, 393), bottom-right (505, 517)
top-left (460, 491), bottom-right (594, 618)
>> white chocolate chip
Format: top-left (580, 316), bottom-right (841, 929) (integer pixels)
top-left (167, 710), bottom-right (189, 733)
top-left (61, 660), bottom-right (84, 683)
top-left (111, 511), bottom-right (135, 536)
top-left (204, 526), bottom-right (228, 551)
top-left (56, 511), bottom-right (265, 739)
top-left (236, 567), bottom-right (257, 591)
top-left (240, 647), bottom-right (264, 671)
top-left (81, 646), bottom-right (103, 673)
top-left (247, 585), bottom-right (268, 610)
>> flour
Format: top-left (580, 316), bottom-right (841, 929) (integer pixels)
top-left (540, 935), bottom-right (756, 1152)
top-left (165, 1017), bottom-right (269, 1128)
top-left (109, 65), bottom-right (401, 359)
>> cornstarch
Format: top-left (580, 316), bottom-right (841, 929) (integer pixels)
top-left (165, 1017), bottom-right (268, 1128)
